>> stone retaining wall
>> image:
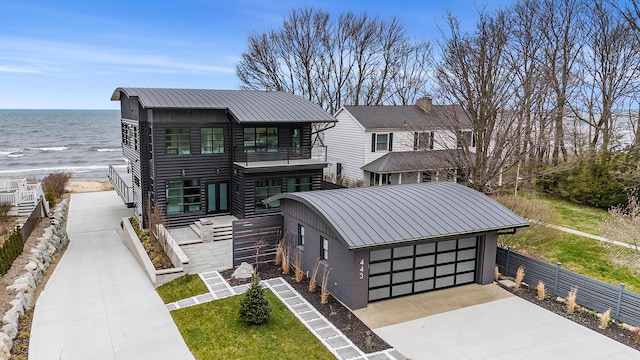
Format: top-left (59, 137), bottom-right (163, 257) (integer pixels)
top-left (0, 200), bottom-right (70, 359)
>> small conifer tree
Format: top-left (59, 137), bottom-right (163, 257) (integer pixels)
top-left (238, 272), bottom-right (271, 325)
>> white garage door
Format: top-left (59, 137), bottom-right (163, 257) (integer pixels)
top-left (368, 237), bottom-right (478, 302)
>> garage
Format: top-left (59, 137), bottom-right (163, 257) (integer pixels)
top-left (368, 237), bottom-right (478, 301)
top-left (267, 181), bottom-right (528, 310)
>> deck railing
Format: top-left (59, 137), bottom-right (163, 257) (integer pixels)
top-left (108, 165), bottom-right (133, 206)
top-left (234, 145), bottom-right (327, 165)
top-left (0, 179), bottom-right (40, 205)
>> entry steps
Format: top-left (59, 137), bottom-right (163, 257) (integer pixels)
top-left (188, 215), bottom-right (236, 242)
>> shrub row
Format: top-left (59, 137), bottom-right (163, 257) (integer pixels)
top-left (0, 227), bottom-right (24, 276)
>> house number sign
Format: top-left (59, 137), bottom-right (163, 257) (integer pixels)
top-left (359, 259), bottom-right (364, 279)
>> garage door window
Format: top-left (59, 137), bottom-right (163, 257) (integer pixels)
top-left (368, 237), bottom-right (479, 302)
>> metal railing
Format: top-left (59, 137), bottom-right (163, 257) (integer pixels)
top-left (108, 165), bottom-right (133, 206)
top-left (234, 145), bottom-right (327, 166)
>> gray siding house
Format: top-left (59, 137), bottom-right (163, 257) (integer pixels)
top-left (110, 88), bottom-right (335, 227)
top-left (266, 182), bottom-right (528, 309)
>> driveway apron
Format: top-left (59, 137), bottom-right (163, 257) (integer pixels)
top-left (29, 191), bottom-right (195, 360)
top-left (374, 293), bottom-right (639, 360)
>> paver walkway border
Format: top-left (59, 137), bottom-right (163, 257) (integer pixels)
top-left (166, 271), bottom-right (405, 360)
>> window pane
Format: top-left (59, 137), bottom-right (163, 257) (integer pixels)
top-left (370, 249), bottom-right (391, 262)
top-left (376, 134), bottom-right (388, 151)
top-left (369, 274), bottom-right (390, 288)
top-left (393, 245), bottom-right (413, 258)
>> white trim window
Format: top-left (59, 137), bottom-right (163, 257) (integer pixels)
top-left (371, 133), bottom-right (393, 152)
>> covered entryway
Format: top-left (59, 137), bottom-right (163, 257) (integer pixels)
top-left (368, 237), bottom-right (478, 301)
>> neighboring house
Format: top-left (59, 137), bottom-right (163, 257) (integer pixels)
top-left (109, 88), bottom-right (336, 228)
top-left (324, 98), bottom-right (475, 186)
top-left (266, 182), bottom-right (528, 309)
top-left (0, 178), bottom-right (45, 216)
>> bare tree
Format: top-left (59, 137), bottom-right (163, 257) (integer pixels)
top-left (236, 7), bottom-right (432, 113)
top-left (538, 0), bottom-right (587, 165)
top-left (435, 11), bottom-right (522, 191)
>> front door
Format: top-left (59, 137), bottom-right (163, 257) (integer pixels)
top-left (206, 182), bottom-right (228, 214)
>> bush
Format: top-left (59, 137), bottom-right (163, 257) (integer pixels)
top-left (238, 272), bottom-right (271, 325)
top-left (0, 227), bottom-right (24, 275)
top-left (45, 188), bottom-right (57, 208)
top-left (42, 172), bottom-right (72, 198)
top-left (536, 153), bottom-right (640, 209)
top-left (0, 201), bottom-right (11, 222)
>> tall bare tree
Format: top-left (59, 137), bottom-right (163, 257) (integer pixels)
top-left (236, 7), bottom-right (432, 113)
top-left (575, 0), bottom-right (640, 154)
top-left (436, 11), bottom-right (522, 191)
top-left (537, 0), bottom-right (587, 165)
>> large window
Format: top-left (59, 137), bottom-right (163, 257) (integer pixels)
top-left (201, 128), bottom-right (224, 154)
top-left (321, 236), bottom-right (329, 260)
top-left (415, 132), bottom-right (434, 150)
top-left (244, 127), bottom-right (278, 152)
top-left (298, 224), bottom-right (305, 247)
top-left (458, 130), bottom-right (475, 148)
top-left (287, 177), bottom-right (311, 192)
top-left (254, 179), bottom-right (281, 212)
top-left (166, 179), bottom-right (200, 214)
top-left (166, 129), bottom-right (190, 155)
top-left (292, 128), bottom-right (301, 153)
top-left (371, 133), bottom-right (393, 152)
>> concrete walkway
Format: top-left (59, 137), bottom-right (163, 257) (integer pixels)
top-left (29, 191), bottom-right (195, 360)
top-left (531, 220), bottom-right (637, 249)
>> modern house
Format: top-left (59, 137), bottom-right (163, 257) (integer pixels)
top-left (109, 88), bottom-right (336, 228)
top-left (323, 98), bottom-right (475, 186)
top-left (267, 181), bottom-right (528, 309)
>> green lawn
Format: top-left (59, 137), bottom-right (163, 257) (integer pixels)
top-left (156, 274), bottom-right (209, 304)
top-left (534, 193), bottom-right (606, 234)
top-left (171, 290), bottom-right (334, 360)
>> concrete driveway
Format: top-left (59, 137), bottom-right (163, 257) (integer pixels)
top-left (29, 191), bottom-right (195, 360)
top-left (356, 284), bottom-right (639, 359)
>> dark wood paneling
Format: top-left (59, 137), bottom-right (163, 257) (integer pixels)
top-left (232, 215), bottom-right (283, 266)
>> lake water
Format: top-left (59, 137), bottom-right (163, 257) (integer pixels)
top-left (0, 109), bottom-right (125, 181)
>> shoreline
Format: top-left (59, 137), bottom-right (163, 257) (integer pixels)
top-left (65, 180), bottom-right (113, 193)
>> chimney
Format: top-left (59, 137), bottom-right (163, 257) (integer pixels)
top-left (416, 97), bottom-right (432, 113)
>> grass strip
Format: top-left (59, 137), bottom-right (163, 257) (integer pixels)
top-left (171, 290), bottom-right (335, 359)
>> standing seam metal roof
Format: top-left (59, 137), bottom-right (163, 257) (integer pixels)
top-left (267, 182), bottom-right (528, 249)
top-left (111, 87), bottom-right (336, 123)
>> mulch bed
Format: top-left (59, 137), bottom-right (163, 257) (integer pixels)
top-left (219, 262), bottom-right (391, 354)
top-left (500, 281), bottom-right (640, 351)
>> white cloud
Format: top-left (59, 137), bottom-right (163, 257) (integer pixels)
top-left (0, 66), bottom-right (41, 74)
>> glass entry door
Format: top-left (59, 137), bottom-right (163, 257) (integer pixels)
top-left (206, 182), bottom-right (228, 214)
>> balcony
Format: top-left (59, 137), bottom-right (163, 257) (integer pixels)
top-left (233, 146), bottom-right (327, 168)
top-left (0, 178), bottom-right (43, 216)
top-left (108, 165), bottom-right (134, 208)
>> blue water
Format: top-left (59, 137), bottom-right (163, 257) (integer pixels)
top-left (0, 110), bottom-right (125, 180)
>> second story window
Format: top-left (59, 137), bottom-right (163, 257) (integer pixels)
top-left (415, 132), bottom-right (434, 150)
top-left (244, 127), bottom-right (278, 152)
top-left (292, 128), bottom-right (301, 153)
top-left (458, 130), bottom-right (475, 148)
top-left (166, 128), bottom-right (190, 155)
top-left (201, 128), bottom-right (224, 154)
top-left (371, 133), bottom-right (393, 152)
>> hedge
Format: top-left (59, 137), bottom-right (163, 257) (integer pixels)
top-left (0, 227), bottom-right (24, 276)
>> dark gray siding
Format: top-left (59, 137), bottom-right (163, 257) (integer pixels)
top-left (232, 123), bottom-right (312, 162)
top-left (151, 109), bottom-right (232, 227)
top-left (479, 232), bottom-right (497, 284)
top-left (280, 199), bottom-right (366, 310)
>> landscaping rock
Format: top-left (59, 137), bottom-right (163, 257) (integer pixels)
top-left (2, 309), bottom-right (18, 326)
top-left (1, 324), bottom-right (17, 340)
top-left (232, 262), bottom-right (254, 279)
top-left (0, 331), bottom-right (12, 353)
top-left (9, 296), bottom-right (25, 316)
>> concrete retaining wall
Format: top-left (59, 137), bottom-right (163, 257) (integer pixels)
top-left (120, 218), bottom-right (185, 288)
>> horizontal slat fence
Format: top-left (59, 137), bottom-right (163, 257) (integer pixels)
top-left (232, 215), bottom-right (282, 267)
top-left (497, 247), bottom-right (640, 327)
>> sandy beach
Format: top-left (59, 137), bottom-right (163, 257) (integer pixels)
top-left (65, 180), bottom-right (113, 193)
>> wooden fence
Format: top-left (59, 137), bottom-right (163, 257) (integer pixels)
top-left (232, 215), bottom-right (283, 267)
top-left (496, 247), bottom-right (640, 327)
top-left (20, 199), bottom-right (45, 240)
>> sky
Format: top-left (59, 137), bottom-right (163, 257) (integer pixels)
top-left (0, 0), bottom-right (513, 109)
